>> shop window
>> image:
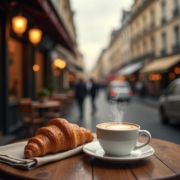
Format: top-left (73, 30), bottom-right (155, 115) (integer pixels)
top-left (8, 38), bottom-right (23, 101)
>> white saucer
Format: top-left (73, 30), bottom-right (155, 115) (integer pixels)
top-left (83, 141), bottom-right (154, 163)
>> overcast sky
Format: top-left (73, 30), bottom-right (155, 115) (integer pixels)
top-left (70, 0), bottom-right (134, 73)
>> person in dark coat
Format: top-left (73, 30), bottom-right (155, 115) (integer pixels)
top-left (86, 78), bottom-right (98, 115)
top-left (75, 78), bottom-right (87, 119)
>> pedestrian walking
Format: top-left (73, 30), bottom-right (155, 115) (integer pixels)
top-left (75, 78), bottom-right (87, 119)
top-left (86, 78), bottom-right (98, 115)
top-left (135, 80), bottom-right (143, 97)
top-left (140, 82), bottom-right (147, 98)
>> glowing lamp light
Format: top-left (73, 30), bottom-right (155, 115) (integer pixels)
top-left (175, 67), bottom-right (180, 74)
top-left (33, 64), bottom-right (40, 72)
top-left (28, 28), bottom-right (42, 45)
top-left (149, 74), bottom-right (162, 81)
top-left (12, 14), bottom-right (27, 36)
top-left (53, 58), bottom-right (66, 69)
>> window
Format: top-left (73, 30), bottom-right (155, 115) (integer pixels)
top-left (8, 38), bottom-right (23, 101)
top-left (174, 26), bottom-right (179, 45)
top-left (143, 15), bottom-right (146, 31)
top-left (173, 0), bottom-right (179, 16)
top-left (162, 33), bottom-right (166, 49)
top-left (161, 2), bottom-right (166, 22)
top-left (174, 0), bottom-right (179, 7)
top-left (136, 21), bottom-right (138, 35)
top-left (151, 37), bottom-right (155, 53)
top-left (143, 41), bottom-right (147, 54)
top-left (150, 9), bottom-right (155, 26)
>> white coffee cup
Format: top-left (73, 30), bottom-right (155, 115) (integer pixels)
top-left (96, 122), bottom-right (151, 156)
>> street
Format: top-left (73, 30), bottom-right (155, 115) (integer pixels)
top-left (64, 90), bottom-right (180, 145)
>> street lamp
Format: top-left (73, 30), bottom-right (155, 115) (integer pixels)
top-left (53, 58), bottom-right (66, 69)
top-left (12, 13), bottom-right (27, 36)
top-left (28, 28), bottom-right (42, 45)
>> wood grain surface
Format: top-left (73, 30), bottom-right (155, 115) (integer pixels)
top-left (0, 138), bottom-right (180, 180)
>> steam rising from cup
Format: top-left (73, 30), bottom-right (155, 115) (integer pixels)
top-left (109, 96), bottom-right (127, 123)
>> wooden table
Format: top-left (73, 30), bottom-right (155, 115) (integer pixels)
top-left (32, 100), bottom-right (60, 109)
top-left (0, 138), bottom-right (180, 180)
top-left (31, 100), bottom-right (61, 119)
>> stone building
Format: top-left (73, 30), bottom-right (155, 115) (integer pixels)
top-left (92, 0), bottom-right (180, 97)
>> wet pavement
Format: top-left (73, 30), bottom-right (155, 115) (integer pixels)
top-left (0, 90), bottom-right (158, 146)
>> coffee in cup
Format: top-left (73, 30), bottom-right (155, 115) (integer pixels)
top-left (96, 122), bottom-right (151, 156)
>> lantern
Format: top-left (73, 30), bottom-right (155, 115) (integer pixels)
top-left (12, 13), bottom-right (27, 36)
top-left (28, 28), bottom-right (42, 45)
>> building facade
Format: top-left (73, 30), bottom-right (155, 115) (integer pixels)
top-left (92, 0), bottom-right (180, 97)
top-left (0, 0), bottom-right (84, 136)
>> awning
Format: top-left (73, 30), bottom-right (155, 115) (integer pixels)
top-left (116, 62), bottom-right (143, 76)
top-left (18, 0), bottom-right (75, 55)
top-left (140, 54), bottom-right (180, 74)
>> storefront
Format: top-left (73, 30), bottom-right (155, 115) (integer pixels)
top-left (140, 54), bottom-right (180, 97)
top-left (0, 0), bottom-right (75, 135)
top-left (115, 61), bottom-right (144, 93)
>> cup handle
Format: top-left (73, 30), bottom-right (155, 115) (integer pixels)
top-left (134, 130), bottom-right (151, 150)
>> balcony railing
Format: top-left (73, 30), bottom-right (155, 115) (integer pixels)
top-left (172, 43), bottom-right (180, 53)
top-left (161, 48), bottom-right (167, 56)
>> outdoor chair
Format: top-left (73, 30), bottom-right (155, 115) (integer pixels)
top-left (18, 99), bottom-right (44, 137)
top-left (42, 102), bottom-right (62, 119)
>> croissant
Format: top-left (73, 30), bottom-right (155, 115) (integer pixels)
top-left (24, 118), bottom-right (94, 158)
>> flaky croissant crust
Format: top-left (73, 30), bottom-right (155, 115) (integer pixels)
top-left (24, 118), bottom-right (94, 158)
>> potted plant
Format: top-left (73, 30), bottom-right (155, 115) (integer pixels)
top-left (46, 77), bottom-right (56, 96)
top-left (37, 88), bottom-right (50, 103)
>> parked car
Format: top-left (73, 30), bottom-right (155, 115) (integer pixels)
top-left (158, 78), bottom-right (180, 124)
top-left (106, 80), bottom-right (132, 101)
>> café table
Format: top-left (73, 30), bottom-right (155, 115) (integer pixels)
top-left (31, 100), bottom-right (61, 119)
top-left (0, 138), bottom-right (180, 180)
top-left (32, 100), bottom-right (60, 109)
